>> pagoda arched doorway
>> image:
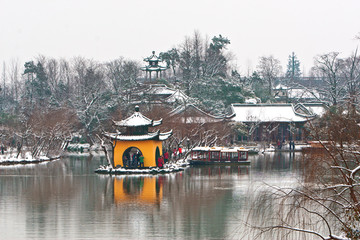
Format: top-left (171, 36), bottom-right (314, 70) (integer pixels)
top-left (123, 147), bottom-right (143, 168)
top-left (155, 147), bottom-right (160, 167)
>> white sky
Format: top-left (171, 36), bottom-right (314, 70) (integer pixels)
top-left (1, 0), bottom-right (359, 76)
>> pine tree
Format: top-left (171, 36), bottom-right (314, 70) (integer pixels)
top-left (285, 52), bottom-right (301, 80)
top-left (23, 61), bottom-right (51, 109)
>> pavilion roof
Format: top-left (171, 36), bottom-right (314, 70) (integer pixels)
top-left (143, 51), bottom-right (160, 62)
top-left (230, 103), bottom-right (310, 123)
top-left (114, 106), bottom-right (162, 127)
top-left (105, 130), bottom-right (172, 141)
top-left (140, 66), bottom-right (168, 71)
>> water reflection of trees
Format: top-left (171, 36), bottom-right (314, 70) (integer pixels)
top-left (1, 154), bottom-right (312, 240)
top-left (241, 186), bottom-right (333, 240)
top-left (250, 152), bottom-right (302, 172)
top-left (244, 149), bottom-right (359, 239)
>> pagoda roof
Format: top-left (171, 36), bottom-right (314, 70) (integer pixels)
top-left (114, 106), bottom-right (162, 127)
top-left (143, 51), bottom-right (161, 62)
top-left (140, 66), bottom-right (168, 71)
top-left (105, 130), bottom-right (172, 141)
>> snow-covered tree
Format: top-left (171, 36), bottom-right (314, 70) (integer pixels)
top-left (247, 106), bottom-right (360, 240)
top-left (160, 48), bottom-right (180, 80)
top-left (340, 49), bottom-right (360, 115)
top-left (105, 57), bottom-right (140, 105)
top-left (285, 52), bottom-right (302, 80)
top-left (312, 52), bottom-right (345, 106)
top-left (202, 34), bottom-right (231, 78)
top-left (23, 61), bottom-right (52, 109)
top-left (257, 55), bottom-right (282, 96)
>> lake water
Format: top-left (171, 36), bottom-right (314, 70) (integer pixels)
top-left (0, 153), bottom-right (310, 240)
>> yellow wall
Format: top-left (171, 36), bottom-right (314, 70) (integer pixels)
top-left (113, 140), bottom-right (163, 167)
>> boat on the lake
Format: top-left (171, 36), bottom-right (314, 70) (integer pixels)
top-left (189, 146), bottom-right (249, 165)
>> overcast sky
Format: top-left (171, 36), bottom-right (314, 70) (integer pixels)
top-left (1, 0), bottom-right (359, 76)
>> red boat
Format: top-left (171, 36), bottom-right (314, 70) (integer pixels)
top-left (190, 147), bottom-right (249, 165)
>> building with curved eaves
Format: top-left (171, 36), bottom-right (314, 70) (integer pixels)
top-left (106, 106), bottom-right (172, 168)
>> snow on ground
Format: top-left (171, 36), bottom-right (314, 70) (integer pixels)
top-left (95, 160), bottom-right (189, 175)
top-left (0, 151), bottom-right (59, 165)
top-left (262, 143), bottom-right (309, 152)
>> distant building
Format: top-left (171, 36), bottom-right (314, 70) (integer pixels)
top-left (168, 103), bottom-right (232, 124)
top-left (131, 84), bottom-right (190, 106)
top-left (230, 103), bottom-right (327, 142)
top-left (273, 83), bottom-right (321, 103)
top-left (165, 103), bottom-right (234, 146)
top-left (140, 51), bottom-right (168, 82)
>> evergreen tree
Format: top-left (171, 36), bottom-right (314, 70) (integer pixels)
top-left (33, 62), bottom-right (51, 103)
top-left (285, 52), bottom-right (301, 79)
top-left (23, 61), bottom-right (51, 108)
top-left (160, 48), bottom-right (179, 79)
top-left (203, 34), bottom-right (231, 78)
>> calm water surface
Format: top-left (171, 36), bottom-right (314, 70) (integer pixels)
top-left (0, 153), bottom-right (305, 240)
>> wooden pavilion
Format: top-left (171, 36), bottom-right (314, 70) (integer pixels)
top-left (106, 106), bottom-right (172, 168)
top-left (140, 51), bottom-right (168, 82)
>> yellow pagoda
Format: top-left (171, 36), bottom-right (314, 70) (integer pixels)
top-left (108, 105), bottom-right (172, 168)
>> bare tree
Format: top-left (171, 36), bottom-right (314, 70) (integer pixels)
top-left (340, 49), bottom-right (360, 115)
top-left (105, 58), bottom-right (140, 104)
top-left (247, 106), bottom-right (360, 240)
top-left (257, 55), bottom-right (283, 96)
top-left (179, 36), bottom-right (195, 95)
top-left (27, 108), bottom-right (79, 158)
top-left (312, 52), bottom-right (345, 106)
top-left (8, 59), bottom-right (21, 104)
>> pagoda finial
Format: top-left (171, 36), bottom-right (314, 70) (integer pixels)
top-left (135, 105), bottom-right (140, 112)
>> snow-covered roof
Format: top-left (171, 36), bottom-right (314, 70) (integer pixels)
top-left (141, 52), bottom-right (168, 71)
top-left (145, 84), bottom-right (176, 96)
top-left (107, 132), bottom-right (159, 141)
top-left (106, 130), bottom-right (172, 141)
top-left (230, 103), bottom-right (309, 123)
top-left (303, 103), bottom-right (327, 117)
top-left (288, 88), bottom-right (320, 99)
top-left (169, 103), bottom-right (228, 123)
top-left (192, 146), bottom-right (248, 152)
top-left (159, 130), bottom-right (173, 141)
top-left (164, 89), bottom-right (189, 103)
top-left (274, 84), bottom-right (289, 90)
top-left (143, 51), bottom-right (160, 62)
top-left (244, 98), bottom-right (258, 104)
top-left (140, 66), bottom-right (167, 71)
top-left (114, 106), bottom-right (162, 127)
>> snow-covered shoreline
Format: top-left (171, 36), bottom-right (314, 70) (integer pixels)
top-left (95, 160), bottom-right (189, 175)
top-left (0, 152), bottom-right (60, 165)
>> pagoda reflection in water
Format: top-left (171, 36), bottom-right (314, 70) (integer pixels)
top-left (113, 176), bottom-right (163, 205)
